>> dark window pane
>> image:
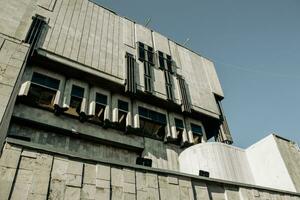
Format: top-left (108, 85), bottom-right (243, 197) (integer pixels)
top-left (138, 42), bottom-right (144, 48)
top-left (175, 118), bottom-right (184, 129)
top-left (139, 47), bottom-right (145, 60)
top-left (138, 107), bottom-right (148, 118)
top-left (159, 56), bottom-right (165, 69)
top-left (191, 123), bottom-right (203, 135)
top-left (71, 85), bottom-right (84, 98)
top-left (28, 84), bottom-right (56, 108)
top-left (166, 55), bottom-right (172, 60)
top-left (138, 106), bottom-right (166, 125)
top-left (144, 62), bottom-right (151, 76)
top-left (148, 51), bottom-right (154, 63)
top-left (118, 110), bottom-right (127, 131)
top-left (165, 71), bottom-right (171, 84)
top-left (69, 96), bottom-right (82, 114)
top-left (148, 46), bottom-right (153, 52)
top-left (118, 100), bottom-right (128, 112)
top-left (167, 60), bottom-right (173, 72)
top-left (96, 93), bottom-right (107, 105)
top-left (139, 117), bottom-right (165, 139)
top-left (95, 103), bottom-right (105, 121)
top-left (31, 72), bottom-right (60, 90)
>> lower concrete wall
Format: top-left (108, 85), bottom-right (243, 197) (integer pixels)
top-left (1, 142), bottom-right (299, 200)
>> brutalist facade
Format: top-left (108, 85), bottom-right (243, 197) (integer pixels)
top-left (0, 0), bottom-right (299, 199)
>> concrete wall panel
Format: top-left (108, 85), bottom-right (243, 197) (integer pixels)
top-left (1, 143), bottom-right (299, 200)
top-left (275, 136), bottom-right (300, 192)
top-left (246, 135), bottom-right (296, 192)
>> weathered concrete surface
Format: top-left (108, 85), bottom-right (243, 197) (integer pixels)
top-left (275, 135), bottom-right (300, 192)
top-left (35, 0), bottom-right (224, 117)
top-left (179, 134), bottom-right (300, 193)
top-left (179, 142), bottom-right (255, 185)
top-left (247, 134), bottom-right (297, 192)
top-left (0, 37), bottom-right (29, 148)
top-left (0, 142), bottom-right (299, 200)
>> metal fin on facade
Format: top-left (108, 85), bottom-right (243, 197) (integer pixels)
top-left (177, 75), bottom-right (191, 113)
top-left (216, 98), bottom-right (233, 144)
top-left (125, 53), bottom-right (136, 94)
top-left (24, 15), bottom-right (46, 57)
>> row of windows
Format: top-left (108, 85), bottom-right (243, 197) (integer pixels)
top-left (137, 42), bottom-right (176, 101)
top-left (18, 69), bottom-right (204, 145)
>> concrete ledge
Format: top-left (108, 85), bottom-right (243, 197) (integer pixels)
top-left (37, 48), bottom-right (124, 84)
top-left (12, 104), bottom-right (144, 151)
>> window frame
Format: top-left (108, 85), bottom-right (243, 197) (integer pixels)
top-left (63, 79), bottom-right (89, 120)
top-left (186, 118), bottom-right (206, 144)
top-left (88, 87), bottom-right (111, 125)
top-left (138, 42), bottom-right (155, 93)
top-left (137, 104), bottom-right (168, 140)
top-left (18, 67), bottom-right (66, 112)
top-left (111, 94), bottom-right (132, 131)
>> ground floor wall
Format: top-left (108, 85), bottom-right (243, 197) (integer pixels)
top-left (8, 115), bottom-right (183, 172)
top-left (0, 142), bottom-right (299, 200)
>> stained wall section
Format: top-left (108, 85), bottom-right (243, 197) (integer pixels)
top-left (1, 142), bottom-right (299, 200)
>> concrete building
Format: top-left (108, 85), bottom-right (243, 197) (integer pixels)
top-left (179, 134), bottom-right (300, 193)
top-left (0, 0), bottom-right (299, 199)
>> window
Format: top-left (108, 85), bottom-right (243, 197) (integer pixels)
top-left (67, 85), bottom-right (85, 116)
top-left (26, 72), bottom-right (60, 110)
top-left (191, 123), bottom-right (203, 144)
top-left (158, 51), bottom-right (173, 73)
top-left (144, 62), bottom-right (152, 92)
top-left (91, 93), bottom-right (107, 124)
top-left (117, 100), bottom-right (129, 131)
top-left (138, 42), bottom-right (154, 93)
top-left (164, 71), bottom-right (173, 101)
top-left (175, 118), bottom-right (184, 143)
top-left (158, 51), bottom-right (174, 101)
top-left (138, 42), bottom-right (154, 64)
top-left (138, 107), bottom-right (166, 139)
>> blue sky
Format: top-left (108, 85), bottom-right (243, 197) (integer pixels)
top-left (95, 0), bottom-right (300, 148)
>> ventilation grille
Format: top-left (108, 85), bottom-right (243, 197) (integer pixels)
top-left (177, 75), bottom-right (191, 113)
top-left (25, 15), bottom-right (46, 56)
top-left (125, 53), bottom-right (136, 94)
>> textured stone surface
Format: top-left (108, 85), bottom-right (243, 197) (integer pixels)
top-left (0, 145), bottom-right (299, 200)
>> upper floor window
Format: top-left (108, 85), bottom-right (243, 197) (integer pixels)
top-left (175, 118), bottom-right (184, 143)
top-left (138, 107), bottom-right (166, 139)
top-left (67, 85), bottom-right (85, 116)
top-left (158, 51), bottom-right (173, 73)
top-left (93, 93), bottom-right (107, 123)
top-left (191, 123), bottom-right (203, 144)
top-left (138, 42), bottom-right (154, 93)
top-left (164, 71), bottom-right (173, 101)
top-left (117, 100), bottom-right (129, 131)
top-left (27, 72), bottom-right (60, 109)
top-left (138, 42), bottom-right (154, 65)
